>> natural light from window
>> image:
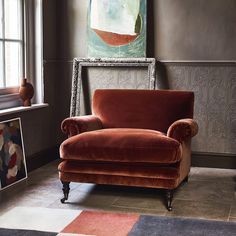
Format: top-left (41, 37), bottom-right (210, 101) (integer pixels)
top-left (0, 0), bottom-right (23, 89)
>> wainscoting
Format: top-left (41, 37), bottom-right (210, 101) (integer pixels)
top-left (48, 59), bottom-right (236, 168)
top-left (157, 61), bottom-right (236, 155)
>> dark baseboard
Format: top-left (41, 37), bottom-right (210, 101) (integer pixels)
top-left (192, 152), bottom-right (236, 169)
top-left (26, 145), bottom-right (60, 172)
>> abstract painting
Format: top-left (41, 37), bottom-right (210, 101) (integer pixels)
top-left (0, 118), bottom-right (27, 190)
top-left (87, 0), bottom-right (146, 58)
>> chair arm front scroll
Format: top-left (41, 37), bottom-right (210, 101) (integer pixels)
top-left (61, 115), bottom-right (103, 137)
top-left (167, 118), bottom-right (198, 142)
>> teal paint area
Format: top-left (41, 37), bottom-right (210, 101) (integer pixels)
top-left (87, 0), bottom-right (146, 57)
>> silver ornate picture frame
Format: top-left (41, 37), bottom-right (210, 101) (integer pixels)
top-left (70, 58), bottom-right (157, 116)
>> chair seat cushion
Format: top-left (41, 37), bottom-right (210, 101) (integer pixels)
top-left (60, 128), bottom-right (182, 164)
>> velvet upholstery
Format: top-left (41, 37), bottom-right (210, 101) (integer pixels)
top-left (58, 161), bottom-right (180, 179)
top-left (92, 89), bottom-right (194, 133)
top-left (61, 115), bottom-right (103, 137)
top-left (167, 119), bottom-right (198, 142)
top-left (59, 172), bottom-right (178, 189)
top-left (58, 89), bottom-right (198, 207)
top-left (60, 128), bottom-right (182, 164)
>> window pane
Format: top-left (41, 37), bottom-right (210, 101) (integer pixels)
top-left (5, 42), bottom-right (22, 87)
top-left (0, 42), bottom-right (3, 87)
top-left (5, 0), bottom-right (21, 39)
top-left (0, 0), bottom-right (3, 38)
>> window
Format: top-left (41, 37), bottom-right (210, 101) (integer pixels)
top-left (0, 0), bottom-right (43, 110)
top-left (0, 0), bottom-right (24, 90)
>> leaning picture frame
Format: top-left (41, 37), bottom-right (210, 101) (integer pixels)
top-left (0, 118), bottom-right (27, 190)
top-left (70, 58), bottom-right (157, 117)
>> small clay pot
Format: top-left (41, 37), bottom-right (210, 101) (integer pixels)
top-left (19, 78), bottom-right (34, 106)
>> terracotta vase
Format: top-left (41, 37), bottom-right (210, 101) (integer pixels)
top-left (19, 78), bottom-right (34, 106)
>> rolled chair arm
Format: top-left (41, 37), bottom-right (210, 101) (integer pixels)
top-left (61, 115), bottom-right (103, 137)
top-left (167, 118), bottom-right (198, 142)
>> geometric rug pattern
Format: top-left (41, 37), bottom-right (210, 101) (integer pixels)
top-left (0, 207), bottom-right (236, 236)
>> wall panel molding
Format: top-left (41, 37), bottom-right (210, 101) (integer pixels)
top-left (44, 59), bottom-right (236, 157)
top-left (157, 61), bottom-right (236, 155)
top-left (159, 60), bottom-right (236, 64)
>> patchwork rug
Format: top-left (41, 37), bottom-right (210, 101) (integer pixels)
top-left (0, 207), bottom-right (235, 236)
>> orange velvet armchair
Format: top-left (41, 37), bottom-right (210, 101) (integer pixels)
top-left (58, 89), bottom-right (198, 211)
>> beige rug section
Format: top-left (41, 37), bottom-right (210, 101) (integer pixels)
top-left (0, 206), bottom-right (82, 232)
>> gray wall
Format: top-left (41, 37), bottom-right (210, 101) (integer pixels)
top-left (7, 0), bottom-right (234, 163)
top-left (154, 0), bottom-right (236, 60)
top-left (161, 62), bottom-right (236, 154)
top-left (55, 0), bottom-right (236, 156)
top-left (55, 0), bottom-right (236, 60)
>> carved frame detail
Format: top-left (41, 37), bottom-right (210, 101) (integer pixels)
top-left (70, 58), bottom-right (157, 116)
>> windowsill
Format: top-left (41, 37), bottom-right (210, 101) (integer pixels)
top-left (0, 103), bottom-right (49, 116)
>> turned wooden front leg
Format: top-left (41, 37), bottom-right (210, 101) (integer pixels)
top-left (61, 181), bottom-right (70, 203)
top-left (166, 189), bottom-right (174, 211)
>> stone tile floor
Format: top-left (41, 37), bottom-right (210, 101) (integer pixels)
top-left (0, 160), bottom-right (235, 222)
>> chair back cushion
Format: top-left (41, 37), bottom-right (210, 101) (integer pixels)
top-left (92, 89), bottom-right (194, 133)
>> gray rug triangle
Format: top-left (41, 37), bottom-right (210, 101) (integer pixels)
top-left (128, 215), bottom-right (236, 236)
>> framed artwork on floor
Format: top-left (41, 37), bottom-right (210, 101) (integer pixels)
top-left (0, 118), bottom-right (27, 190)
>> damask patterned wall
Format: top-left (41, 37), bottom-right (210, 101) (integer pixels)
top-left (78, 63), bottom-right (236, 155)
top-left (159, 63), bottom-right (236, 154)
top-left (79, 67), bottom-right (148, 115)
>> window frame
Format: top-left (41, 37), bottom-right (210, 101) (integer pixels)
top-left (0, 0), bottom-right (24, 90)
top-left (0, 0), bottom-right (43, 110)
